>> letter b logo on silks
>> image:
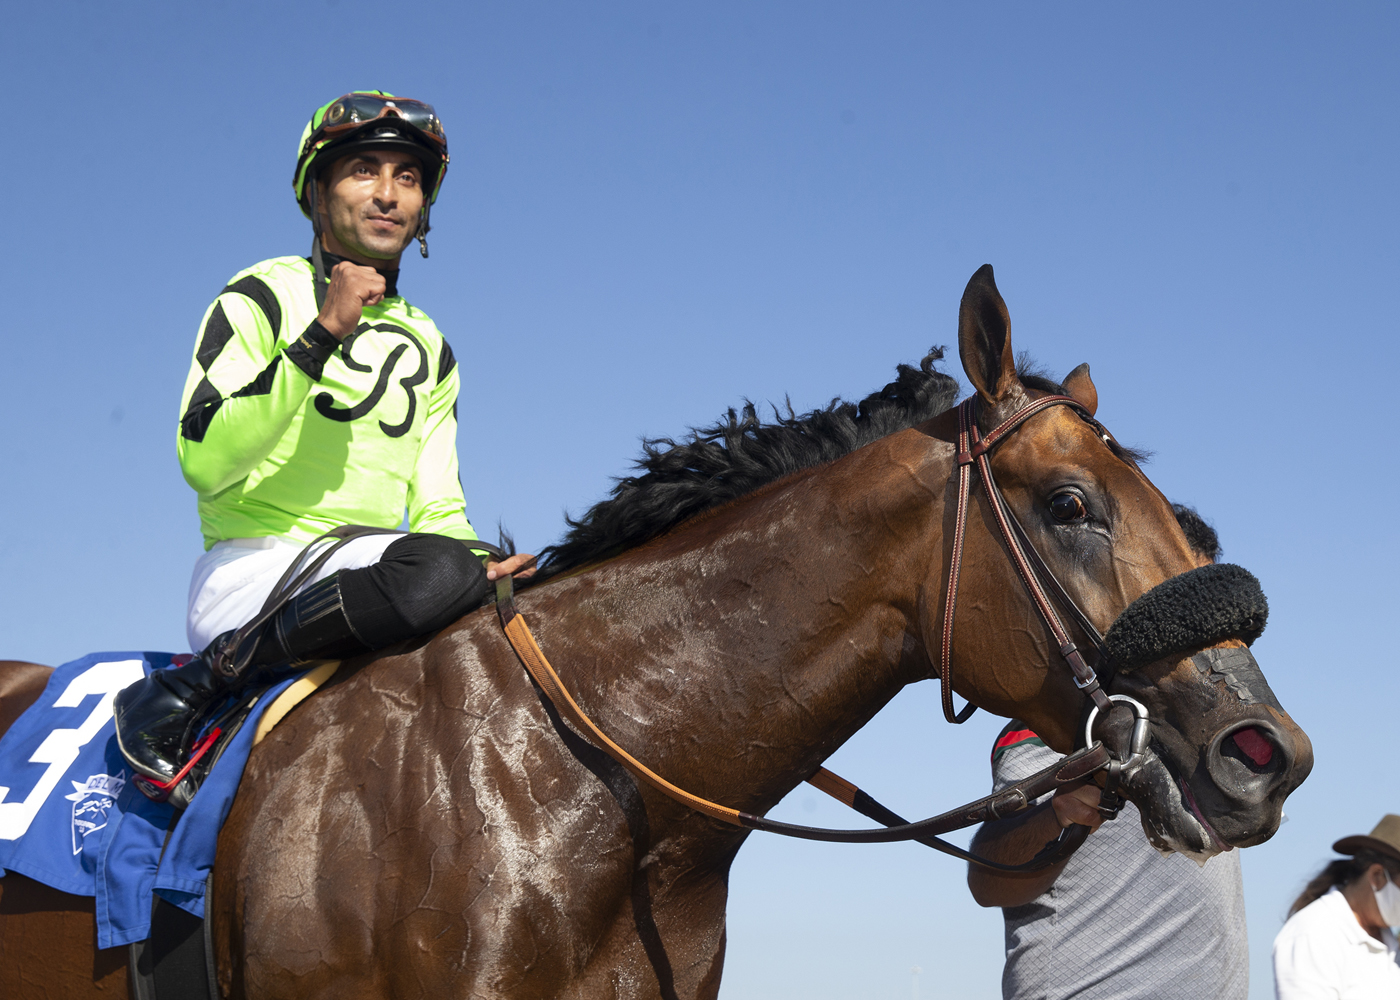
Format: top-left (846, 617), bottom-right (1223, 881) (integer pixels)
top-left (0, 659), bottom-right (145, 841)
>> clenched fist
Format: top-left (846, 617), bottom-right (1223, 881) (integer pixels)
top-left (317, 261), bottom-right (386, 340)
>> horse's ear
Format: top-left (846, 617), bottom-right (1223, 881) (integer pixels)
top-left (1063, 362), bottom-right (1098, 416)
top-left (958, 264), bottom-right (1019, 405)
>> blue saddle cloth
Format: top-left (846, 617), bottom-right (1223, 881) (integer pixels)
top-left (0, 652), bottom-right (300, 948)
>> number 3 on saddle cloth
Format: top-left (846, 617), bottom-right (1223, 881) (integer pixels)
top-left (0, 651), bottom-right (309, 949)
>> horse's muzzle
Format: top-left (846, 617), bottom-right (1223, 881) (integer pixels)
top-left (1121, 644), bottom-right (1311, 855)
top-left (1097, 567), bottom-right (1312, 855)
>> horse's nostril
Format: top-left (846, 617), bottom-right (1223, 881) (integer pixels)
top-left (1232, 727), bottom-right (1274, 767)
top-left (1208, 720), bottom-right (1292, 804)
top-left (1196, 719), bottom-right (1304, 843)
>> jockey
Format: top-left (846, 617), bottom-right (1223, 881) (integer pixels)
top-left (113, 91), bottom-right (535, 799)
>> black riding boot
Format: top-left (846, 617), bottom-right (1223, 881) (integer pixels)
top-left (112, 651), bottom-right (226, 784)
top-left (113, 574), bottom-right (370, 789)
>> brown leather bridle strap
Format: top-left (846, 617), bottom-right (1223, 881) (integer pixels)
top-left (1004, 502), bottom-right (1114, 669)
top-left (938, 402), bottom-right (977, 723)
top-left (494, 575), bottom-right (1107, 866)
top-left (938, 395), bottom-right (1114, 723)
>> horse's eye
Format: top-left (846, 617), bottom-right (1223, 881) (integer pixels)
top-left (1049, 492), bottom-right (1087, 522)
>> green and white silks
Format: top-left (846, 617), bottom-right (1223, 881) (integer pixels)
top-left (176, 255), bottom-right (479, 551)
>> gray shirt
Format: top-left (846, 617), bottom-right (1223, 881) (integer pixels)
top-left (991, 725), bottom-right (1249, 1000)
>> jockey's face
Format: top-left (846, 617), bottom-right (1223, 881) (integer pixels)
top-left (316, 150), bottom-right (425, 265)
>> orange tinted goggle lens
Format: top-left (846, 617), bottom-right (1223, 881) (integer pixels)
top-left (316, 95), bottom-right (445, 145)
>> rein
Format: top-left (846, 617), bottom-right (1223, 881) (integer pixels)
top-left (495, 574), bottom-right (1107, 872)
top-left (491, 391), bottom-right (1151, 871)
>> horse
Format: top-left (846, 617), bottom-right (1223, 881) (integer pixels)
top-left (0, 266), bottom-right (1312, 999)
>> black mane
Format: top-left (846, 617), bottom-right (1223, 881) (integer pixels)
top-left (532, 349), bottom-right (960, 580)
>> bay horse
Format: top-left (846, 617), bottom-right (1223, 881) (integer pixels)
top-left (0, 266), bottom-right (1311, 999)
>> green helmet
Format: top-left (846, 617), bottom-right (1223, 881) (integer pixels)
top-left (293, 91), bottom-right (450, 240)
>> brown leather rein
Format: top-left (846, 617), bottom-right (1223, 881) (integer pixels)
top-left (235, 517), bottom-right (1109, 870)
top-left (494, 575), bottom-right (1107, 871)
top-left (489, 392), bottom-right (1152, 872)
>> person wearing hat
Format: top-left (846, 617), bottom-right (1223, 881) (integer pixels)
top-left (1273, 815), bottom-right (1400, 998)
top-left (110, 91), bottom-right (535, 803)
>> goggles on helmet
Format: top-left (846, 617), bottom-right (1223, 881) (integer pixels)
top-left (306, 94), bottom-right (447, 153)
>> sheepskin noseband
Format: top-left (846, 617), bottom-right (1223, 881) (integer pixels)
top-left (1104, 564), bottom-right (1268, 672)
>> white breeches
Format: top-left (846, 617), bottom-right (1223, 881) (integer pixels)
top-left (185, 534), bottom-right (400, 652)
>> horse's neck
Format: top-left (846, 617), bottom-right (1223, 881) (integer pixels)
top-left (524, 429), bottom-right (949, 822)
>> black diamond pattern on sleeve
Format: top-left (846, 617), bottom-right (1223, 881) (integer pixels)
top-left (182, 302), bottom-right (239, 442)
top-left (180, 376), bottom-right (223, 442)
top-left (221, 275), bottom-right (283, 337)
top-left (195, 303), bottom-right (236, 372)
top-left (437, 338), bottom-right (457, 385)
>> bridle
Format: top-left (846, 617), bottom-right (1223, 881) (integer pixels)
top-left (941, 394), bottom-right (1114, 723)
top-left (489, 389), bottom-right (1156, 870)
top-left (937, 391), bottom-right (1155, 819)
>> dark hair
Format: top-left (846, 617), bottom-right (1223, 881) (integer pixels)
top-left (532, 349), bottom-right (959, 580)
top-left (1171, 504), bottom-right (1221, 562)
top-left (1289, 850), bottom-right (1399, 917)
top-left (529, 353), bottom-right (1157, 583)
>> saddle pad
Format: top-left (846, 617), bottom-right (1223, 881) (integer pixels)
top-left (0, 652), bottom-right (305, 948)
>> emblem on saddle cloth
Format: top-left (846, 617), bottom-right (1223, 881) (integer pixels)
top-left (64, 771), bottom-right (126, 856)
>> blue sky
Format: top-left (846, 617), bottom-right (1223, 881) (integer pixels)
top-left (1, 3), bottom-right (1397, 997)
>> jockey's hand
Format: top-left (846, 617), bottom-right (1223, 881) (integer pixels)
top-left (317, 261), bottom-right (386, 340)
top-left (1050, 784), bottom-right (1106, 832)
top-left (487, 553), bottom-right (538, 582)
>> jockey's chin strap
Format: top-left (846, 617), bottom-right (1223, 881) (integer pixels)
top-left (493, 572), bottom-right (1111, 873)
